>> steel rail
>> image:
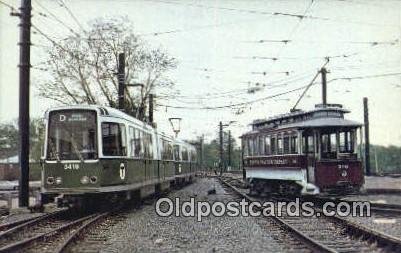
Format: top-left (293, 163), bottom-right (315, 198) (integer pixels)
top-left (0, 209), bottom-right (67, 236)
top-left (311, 196), bottom-right (401, 215)
top-left (218, 178), bottom-right (336, 253)
top-left (219, 177), bottom-right (401, 252)
top-left (0, 212), bottom-right (100, 253)
top-left (56, 210), bottom-right (111, 253)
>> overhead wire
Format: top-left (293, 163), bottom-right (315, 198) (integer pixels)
top-left (33, 0), bottom-right (81, 37)
top-left (58, 0), bottom-right (86, 32)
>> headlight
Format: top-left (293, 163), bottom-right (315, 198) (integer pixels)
top-left (55, 177), bottom-right (62, 185)
top-left (90, 176), bottom-right (98, 184)
top-left (46, 177), bottom-right (54, 185)
top-left (80, 176), bottom-right (89, 184)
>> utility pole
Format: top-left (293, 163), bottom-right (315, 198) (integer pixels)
top-left (17, 0), bottom-right (32, 207)
top-left (228, 130), bottom-right (231, 170)
top-left (200, 134), bottom-right (204, 171)
top-left (321, 67), bottom-right (327, 106)
top-left (148, 94), bottom-right (154, 124)
top-left (219, 121), bottom-right (223, 176)
top-left (117, 53), bottom-right (125, 111)
top-left (363, 97), bottom-right (371, 176)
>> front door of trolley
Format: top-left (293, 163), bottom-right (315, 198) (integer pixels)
top-left (304, 131), bottom-right (316, 184)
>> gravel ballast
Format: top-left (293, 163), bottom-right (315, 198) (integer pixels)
top-left (98, 177), bottom-right (303, 253)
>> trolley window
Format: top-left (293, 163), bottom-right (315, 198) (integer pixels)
top-left (182, 146), bottom-right (189, 161)
top-left (283, 136), bottom-right (290, 154)
top-left (258, 136), bottom-right (265, 155)
top-left (162, 139), bottom-right (174, 160)
top-left (290, 136), bottom-right (298, 154)
top-left (277, 137), bottom-right (283, 154)
top-left (270, 136), bottom-right (276, 155)
top-left (173, 144), bottom-right (181, 161)
top-left (47, 110), bottom-right (97, 160)
top-left (102, 122), bottom-right (127, 156)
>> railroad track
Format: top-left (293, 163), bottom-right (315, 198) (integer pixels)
top-left (0, 208), bottom-right (111, 253)
top-left (312, 196), bottom-right (401, 215)
top-left (219, 177), bottom-right (401, 253)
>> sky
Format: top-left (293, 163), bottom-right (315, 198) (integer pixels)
top-left (0, 0), bottom-right (400, 146)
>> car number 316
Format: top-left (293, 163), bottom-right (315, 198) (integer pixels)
top-left (64, 164), bottom-right (80, 170)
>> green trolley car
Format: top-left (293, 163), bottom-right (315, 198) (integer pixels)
top-left (41, 105), bottom-right (198, 207)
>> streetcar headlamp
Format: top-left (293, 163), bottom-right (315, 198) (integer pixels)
top-left (80, 176), bottom-right (89, 184)
top-left (46, 177), bottom-right (55, 185)
top-left (55, 177), bottom-right (62, 185)
top-left (90, 176), bottom-right (98, 184)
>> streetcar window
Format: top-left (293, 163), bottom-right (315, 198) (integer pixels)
top-left (162, 140), bottom-right (173, 160)
top-left (133, 129), bottom-right (142, 157)
top-left (305, 135), bottom-right (314, 153)
top-left (348, 131), bottom-right (355, 153)
top-left (290, 136), bottom-right (298, 154)
top-left (182, 147), bottom-right (189, 161)
top-left (321, 134), bottom-right (330, 153)
top-left (249, 138), bottom-right (254, 156)
top-left (283, 136), bottom-right (290, 154)
top-left (259, 136), bottom-right (265, 155)
top-left (143, 133), bottom-right (153, 159)
top-left (264, 136), bottom-right (271, 155)
top-left (47, 110), bottom-right (98, 160)
top-left (174, 145), bottom-right (180, 161)
top-left (253, 137), bottom-right (258, 155)
top-left (277, 137), bottom-right (283, 154)
top-left (330, 133), bottom-right (337, 152)
top-left (148, 133), bottom-right (154, 158)
top-left (102, 122), bottom-right (127, 156)
top-left (339, 132), bottom-right (346, 153)
top-left (190, 150), bottom-right (197, 162)
top-left (270, 137), bottom-right (276, 155)
top-left (129, 127), bottom-right (135, 157)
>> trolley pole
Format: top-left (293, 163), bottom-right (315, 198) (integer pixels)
top-left (321, 67), bottom-right (327, 106)
top-left (363, 97), bottom-right (371, 176)
top-left (18, 0), bottom-right (32, 207)
top-left (117, 53), bottom-right (125, 111)
top-left (219, 121), bottom-right (223, 176)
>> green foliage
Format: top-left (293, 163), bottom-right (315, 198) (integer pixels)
top-left (0, 119), bottom-right (45, 162)
top-left (369, 145), bottom-right (401, 174)
top-left (203, 132), bottom-right (242, 171)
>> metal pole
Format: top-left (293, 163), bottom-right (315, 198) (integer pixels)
top-left (219, 121), bottom-right (223, 176)
top-left (18, 0), bottom-right (31, 207)
top-left (200, 134), bottom-right (204, 171)
top-left (148, 94), bottom-right (154, 124)
top-left (228, 130), bottom-right (231, 169)
top-left (118, 53), bottom-right (125, 111)
top-left (321, 67), bottom-right (327, 106)
top-left (363, 97), bottom-right (371, 176)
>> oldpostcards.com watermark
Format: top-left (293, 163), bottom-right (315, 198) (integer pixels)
top-left (155, 197), bottom-right (371, 222)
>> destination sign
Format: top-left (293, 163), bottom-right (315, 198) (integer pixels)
top-left (50, 110), bottom-right (96, 125)
top-left (244, 155), bottom-right (306, 168)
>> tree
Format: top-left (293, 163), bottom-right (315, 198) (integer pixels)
top-left (203, 132), bottom-right (242, 171)
top-left (0, 122), bottom-right (18, 159)
top-left (0, 119), bottom-right (44, 162)
top-left (37, 17), bottom-right (177, 118)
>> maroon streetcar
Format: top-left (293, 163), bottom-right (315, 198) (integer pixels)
top-left (241, 103), bottom-right (364, 195)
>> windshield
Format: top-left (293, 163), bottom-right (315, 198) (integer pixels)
top-left (47, 110), bottom-right (98, 160)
